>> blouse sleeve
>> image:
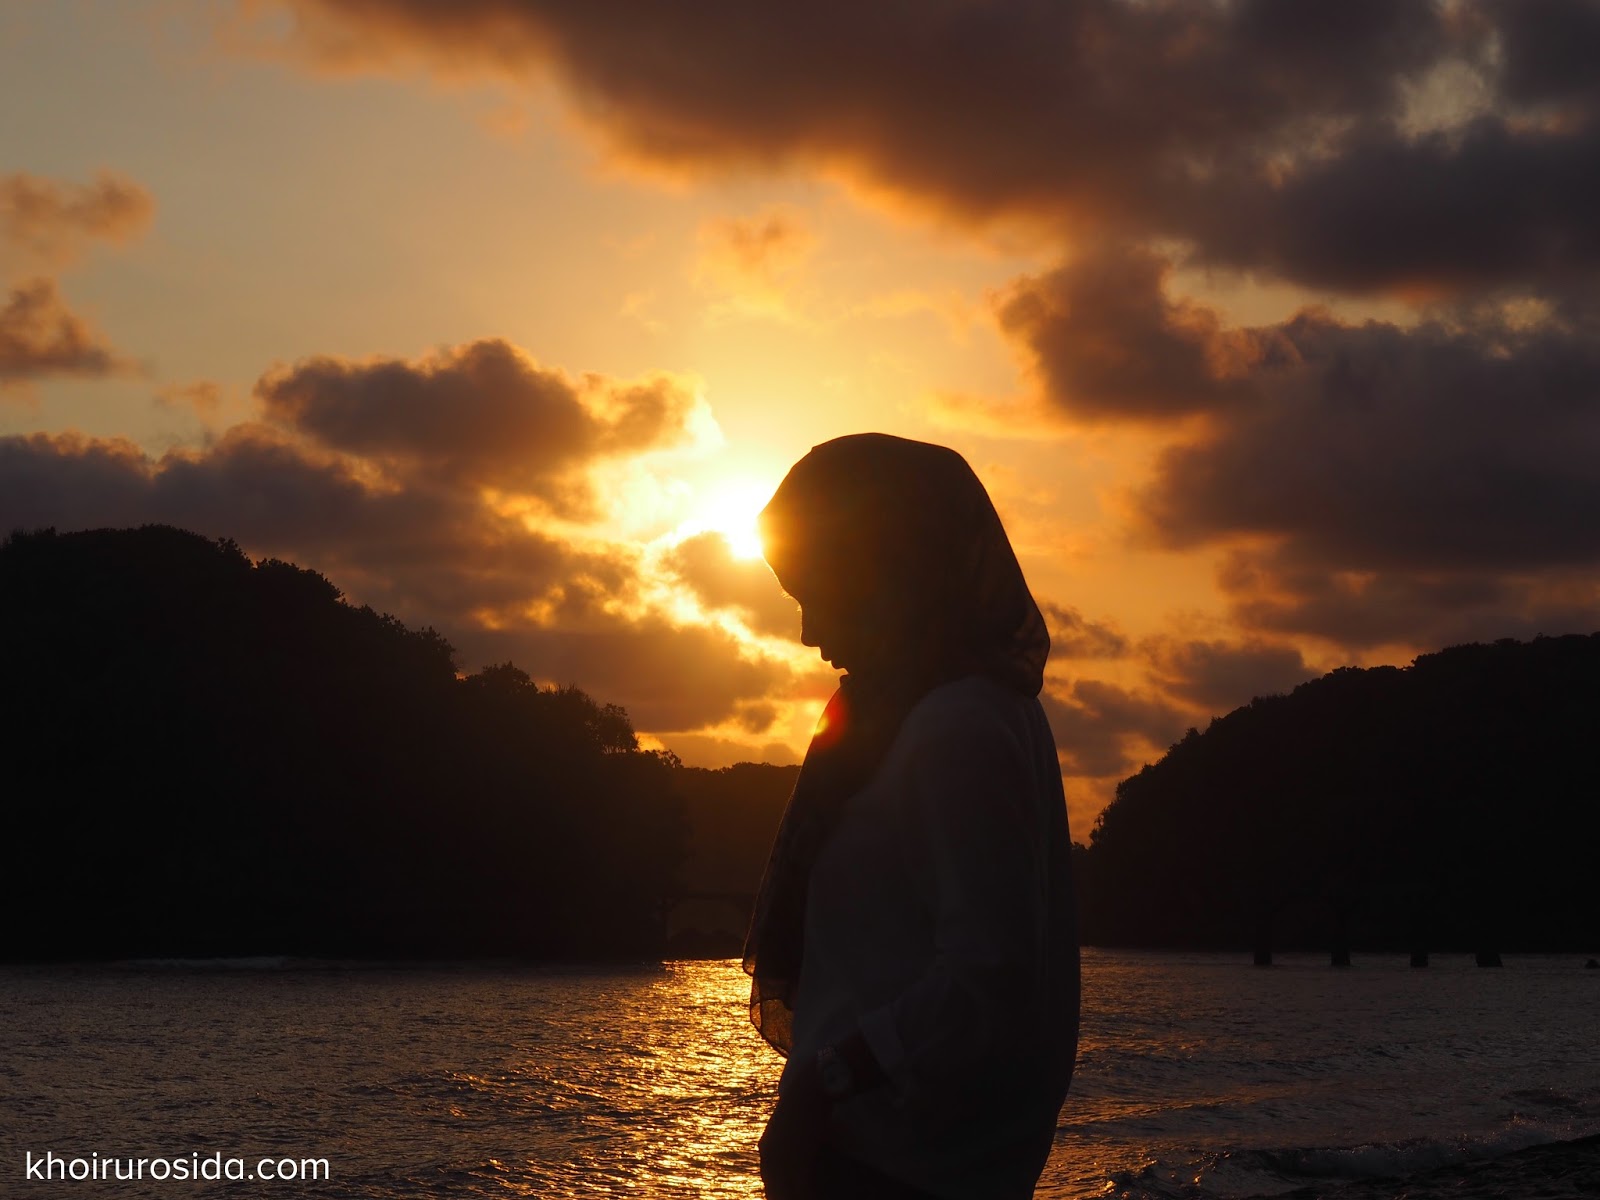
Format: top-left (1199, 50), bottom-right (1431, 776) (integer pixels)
top-left (855, 691), bottom-right (1049, 1093)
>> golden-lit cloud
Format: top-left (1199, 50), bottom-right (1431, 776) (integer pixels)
top-left (0, 170), bottom-right (150, 392)
top-left (155, 380), bottom-right (226, 423)
top-left (693, 206), bottom-right (817, 323)
top-left (0, 333), bottom-right (796, 736)
top-left (662, 530), bottom-right (795, 640)
top-left (238, 1), bottom-right (1600, 297)
top-left (0, 171), bottom-right (153, 269)
top-left (257, 338), bottom-right (704, 518)
top-left (996, 245), bottom-right (1255, 422)
top-left (1039, 602), bottom-right (1129, 661)
top-left (0, 278), bottom-right (126, 387)
top-left (975, 238), bottom-right (1600, 667)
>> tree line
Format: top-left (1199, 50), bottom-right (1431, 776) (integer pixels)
top-left (1, 525), bottom-right (682, 961)
top-left (1078, 633), bottom-right (1600, 955)
top-left (3, 524), bottom-right (1593, 962)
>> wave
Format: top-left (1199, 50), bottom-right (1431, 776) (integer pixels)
top-left (1109, 1127), bottom-right (1600, 1199)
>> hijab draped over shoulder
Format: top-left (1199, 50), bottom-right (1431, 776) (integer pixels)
top-left (742, 432), bottom-right (1050, 1055)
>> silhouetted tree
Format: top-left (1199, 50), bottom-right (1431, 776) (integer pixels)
top-left (1077, 634), bottom-right (1600, 953)
top-left (0, 524), bottom-right (686, 961)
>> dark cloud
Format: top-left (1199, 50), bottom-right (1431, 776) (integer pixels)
top-left (0, 171), bottom-right (153, 267)
top-left (997, 245), bottom-right (1251, 420)
top-left (256, 339), bottom-right (699, 517)
top-left (1039, 601), bottom-right (1128, 660)
top-left (1494, 0), bottom-right (1600, 109)
top-left (0, 423), bottom-right (592, 612)
top-left (1136, 307), bottom-right (1600, 573)
top-left (465, 613), bottom-right (788, 732)
top-left (0, 414), bottom-right (788, 733)
top-left (1185, 117), bottom-right (1600, 294)
top-left (1022, 271), bottom-right (1600, 654)
top-left (1039, 677), bottom-right (1188, 780)
top-left (1217, 545), bottom-right (1600, 650)
top-left (662, 530), bottom-right (796, 638)
top-left (0, 278), bottom-right (124, 385)
top-left (1141, 635), bottom-right (1314, 711)
top-left (258, 1), bottom-right (1600, 296)
top-left (983, 238), bottom-right (1600, 649)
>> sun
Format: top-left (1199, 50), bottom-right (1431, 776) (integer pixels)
top-left (682, 477), bottom-right (773, 560)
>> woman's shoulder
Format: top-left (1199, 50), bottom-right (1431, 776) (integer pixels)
top-left (901, 674), bottom-right (1034, 743)
top-left (886, 675), bottom-right (1055, 817)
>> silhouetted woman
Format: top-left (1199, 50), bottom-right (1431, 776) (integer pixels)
top-left (743, 433), bottom-right (1079, 1200)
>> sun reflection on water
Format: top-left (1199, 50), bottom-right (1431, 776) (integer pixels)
top-left (499, 960), bottom-right (773, 1198)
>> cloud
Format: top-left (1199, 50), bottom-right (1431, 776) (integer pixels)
top-left (465, 611), bottom-right (789, 731)
top-left (0, 279), bottom-right (125, 386)
top-left (1183, 117), bottom-right (1600, 295)
top-left (984, 241), bottom-right (1600, 642)
top-left (662, 530), bottom-right (796, 638)
top-left (1495, 0), bottom-right (1600, 109)
top-left (155, 380), bottom-right (226, 421)
top-left (232, 4), bottom-right (1600, 681)
top-left (973, 232), bottom-right (1600, 659)
top-left (697, 208), bottom-right (815, 285)
top-left (0, 336), bottom-right (789, 733)
top-left (1039, 677), bottom-right (1189, 781)
top-left (0, 423), bottom-right (573, 609)
top-left (256, 338), bottom-right (702, 517)
top-left (1135, 306), bottom-right (1600, 574)
top-left (693, 206), bottom-right (817, 321)
top-left (1216, 545), bottom-right (1600, 650)
top-left (1140, 635), bottom-right (1315, 711)
top-left (1040, 601), bottom-right (1128, 660)
top-left (997, 245), bottom-right (1254, 421)
top-left (984, 260), bottom-right (1600, 654)
top-left (1039, 635), bottom-right (1321, 835)
top-left (0, 171), bottom-right (154, 268)
top-left (244, 1), bottom-right (1600, 298)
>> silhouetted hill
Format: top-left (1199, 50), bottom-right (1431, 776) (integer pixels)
top-left (17, 526), bottom-right (1585, 963)
top-left (0, 525), bottom-right (684, 961)
top-left (1077, 634), bottom-right (1600, 955)
top-left (667, 762), bottom-right (798, 957)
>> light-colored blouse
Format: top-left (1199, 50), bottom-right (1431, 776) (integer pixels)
top-left (782, 674), bottom-right (1079, 1199)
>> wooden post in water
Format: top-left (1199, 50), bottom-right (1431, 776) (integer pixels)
top-left (1408, 903), bottom-right (1431, 967)
top-left (1253, 914), bottom-right (1272, 966)
top-left (1330, 908), bottom-right (1351, 967)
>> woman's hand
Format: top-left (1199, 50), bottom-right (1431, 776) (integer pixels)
top-left (758, 1056), bottom-right (831, 1200)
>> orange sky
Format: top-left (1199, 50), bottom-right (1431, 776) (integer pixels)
top-left (4, 1), bottom-right (1598, 839)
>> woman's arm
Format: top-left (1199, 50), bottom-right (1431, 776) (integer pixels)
top-left (856, 693), bottom-right (1048, 1097)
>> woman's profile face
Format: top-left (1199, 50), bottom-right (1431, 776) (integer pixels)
top-left (791, 571), bottom-right (893, 675)
top-left (797, 586), bottom-right (851, 669)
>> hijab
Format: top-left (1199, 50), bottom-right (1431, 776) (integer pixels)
top-left (741, 432), bottom-right (1050, 1055)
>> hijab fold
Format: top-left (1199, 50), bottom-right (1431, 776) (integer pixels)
top-left (742, 433), bottom-right (1049, 1055)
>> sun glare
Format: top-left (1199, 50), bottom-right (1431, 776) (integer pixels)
top-left (683, 478), bottom-right (773, 560)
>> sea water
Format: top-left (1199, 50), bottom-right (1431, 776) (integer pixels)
top-left (2, 950), bottom-right (1597, 1198)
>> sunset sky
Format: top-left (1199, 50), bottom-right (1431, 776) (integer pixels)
top-left (5, 0), bottom-right (1598, 838)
